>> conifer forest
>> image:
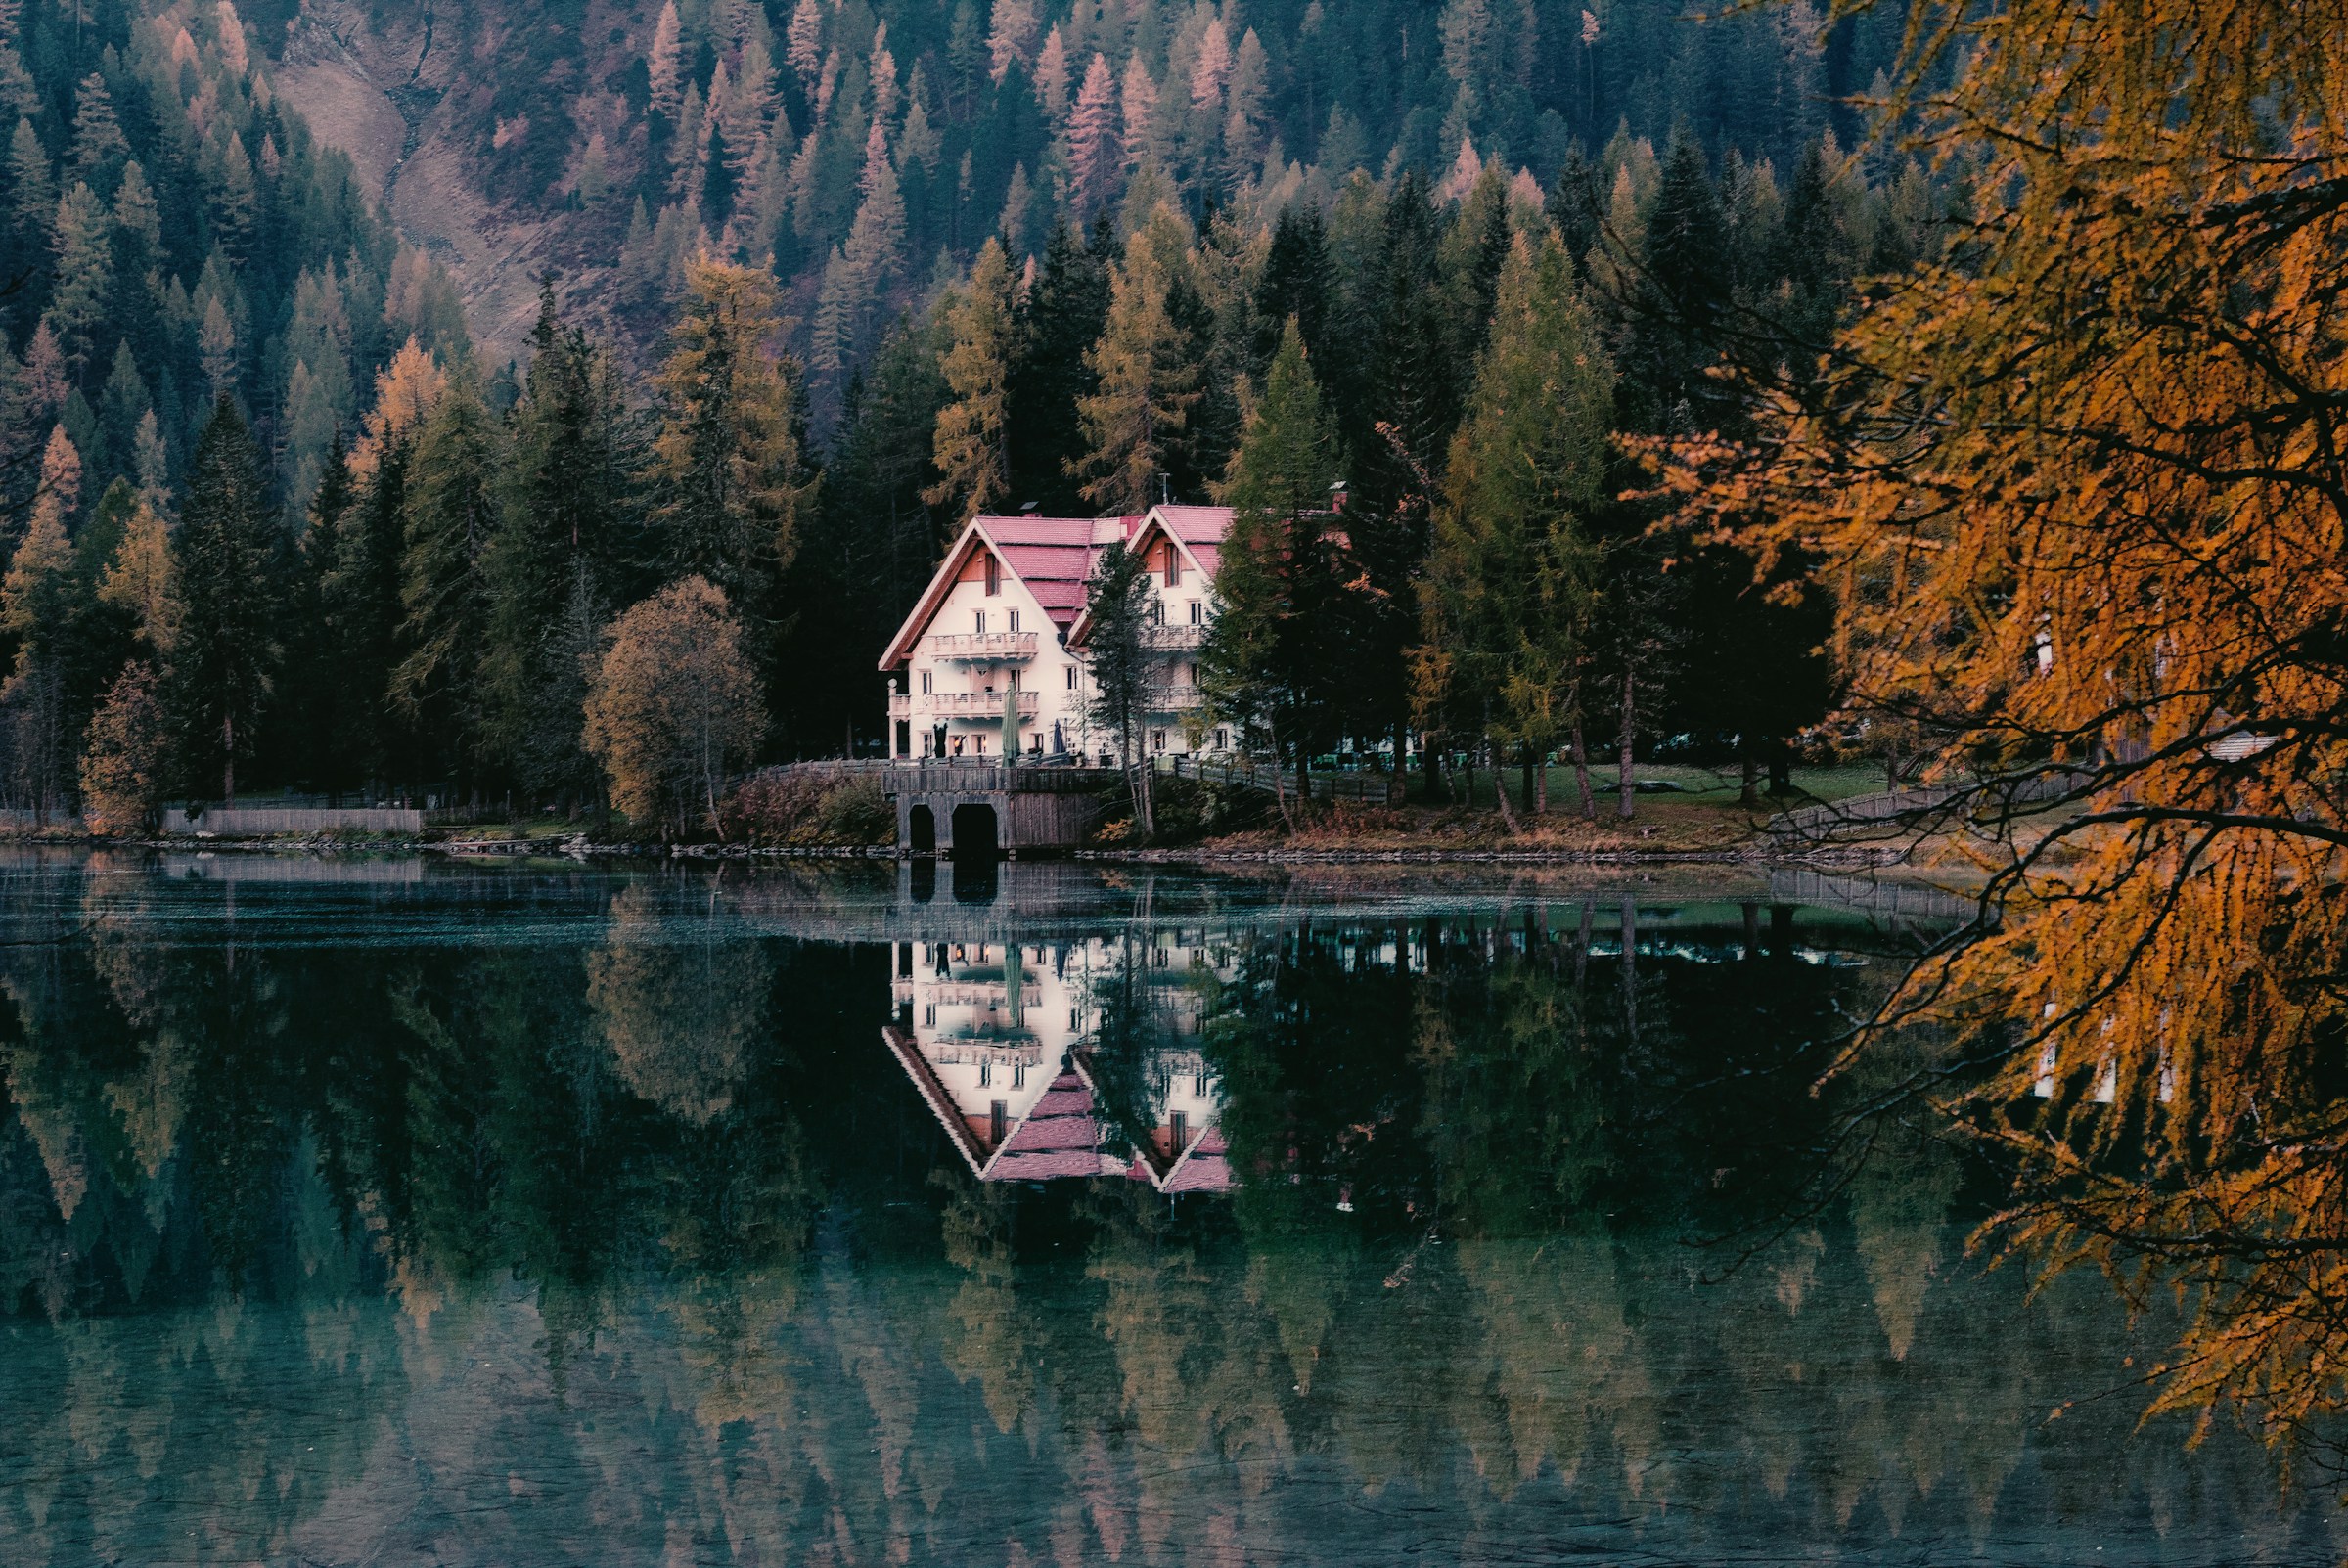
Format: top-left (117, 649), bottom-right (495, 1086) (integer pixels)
top-left (0, 0), bottom-right (1916, 819)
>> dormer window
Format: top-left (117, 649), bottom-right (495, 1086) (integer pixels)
top-left (984, 554), bottom-right (1000, 595)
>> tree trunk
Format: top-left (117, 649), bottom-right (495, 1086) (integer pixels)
top-left (1267, 715), bottom-right (1294, 831)
top-left (1615, 664), bottom-right (1635, 820)
top-left (223, 713), bottom-right (235, 807)
top-left (1520, 746), bottom-right (1536, 819)
top-left (1739, 747), bottom-right (1761, 809)
top-left (1489, 735), bottom-right (1519, 834)
top-left (1768, 745), bottom-right (1792, 796)
top-left (1570, 721), bottom-right (1595, 819)
top-left (1534, 746), bottom-right (1548, 815)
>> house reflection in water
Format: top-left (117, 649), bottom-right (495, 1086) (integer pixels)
top-left (881, 936), bottom-right (1234, 1192)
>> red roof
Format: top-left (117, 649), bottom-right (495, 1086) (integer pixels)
top-left (878, 507), bottom-right (1232, 670)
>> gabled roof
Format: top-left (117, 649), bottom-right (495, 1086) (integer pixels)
top-left (1065, 505), bottom-right (1236, 648)
top-left (878, 507), bottom-right (1236, 671)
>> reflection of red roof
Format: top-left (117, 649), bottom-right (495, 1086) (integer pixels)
top-left (881, 1026), bottom-right (1233, 1192)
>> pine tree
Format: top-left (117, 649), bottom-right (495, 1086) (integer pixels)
top-left (645, 255), bottom-right (811, 655)
top-left (1078, 539), bottom-right (1167, 833)
top-left (1417, 230), bottom-right (1614, 822)
top-left (1200, 321), bottom-right (1352, 814)
top-left (648, 0), bottom-right (684, 121)
top-left (925, 237), bottom-right (1018, 524)
top-left (1075, 205), bottom-right (1198, 512)
top-left (170, 395), bottom-right (280, 804)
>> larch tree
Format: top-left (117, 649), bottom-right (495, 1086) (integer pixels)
top-left (1657, 0), bottom-right (2348, 1449)
top-left (1074, 204), bottom-right (1198, 513)
top-left (645, 254), bottom-right (812, 653)
top-left (1067, 53), bottom-right (1121, 214)
top-left (169, 395), bottom-right (279, 805)
top-left (925, 237), bottom-right (1019, 524)
top-left (584, 575), bottom-right (765, 838)
top-left (78, 659), bottom-right (168, 834)
top-left (2, 426), bottom-right (82, 818)
top-left (1416, 229), bottom-right (1614, 825)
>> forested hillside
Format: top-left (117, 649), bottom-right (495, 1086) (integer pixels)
top-left (0, 0), bottom-right (1937, 824)
top-left (264, 0), bottom-right (1909, 382)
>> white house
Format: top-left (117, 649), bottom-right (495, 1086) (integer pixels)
top-left (876, 505), bottom-right (1235, 762)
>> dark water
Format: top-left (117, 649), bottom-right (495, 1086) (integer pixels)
top-left (0, 852), bottom-right (2328, 1565)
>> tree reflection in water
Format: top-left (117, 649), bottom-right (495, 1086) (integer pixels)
top-left (0, 855), bottom-right (2332, 1564)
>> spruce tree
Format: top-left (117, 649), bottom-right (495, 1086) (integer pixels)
top-left (1417, 230), bottom-right (1615, 822)
top-left (1200, 320), bottom-right (1352, 814)
top-left (480, 290), bottom-right (639, 795)
top-left (170, 395), bottom-right (281, 804)
top-left (1006, 219), bottom-right (1114, 512)
top-left (391, 379), bottom-right (500, 793)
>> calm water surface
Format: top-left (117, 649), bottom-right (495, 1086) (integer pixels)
top-left (0, 852), bottom-right (2328, 1565)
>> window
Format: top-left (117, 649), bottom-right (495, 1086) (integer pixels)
top-left (973, 609), bottom-right (985, 634)
top-left (1165, 549), bottom-right (1182, 587)
top-left (1150, 600), bottom-right (1165, 624)
top-left (1029, 731), bottom-right (1042, 755)
top-left (1152, 730), bottom-right (1167, 752)
top-left (984, 554), bottom-right (1000, 595)
top-left (1008, 669), bottom-right (1019, 691)
top-left (1012, 1063), bottom-right (1026, 1089)
top-left (924, 1004), bottom-right (936, 1026)
top-left (979, 1061), bottom-right (992, 1088)
top-left (920, 670), bottom-right (931, 694)
top-left (1065, 665), bottom-right (1078, 690)
top-left (1214, 728), bottom-right (1229, 751)
top-left (1008, 608), bottom-right (1020, 633)
top-left (973, 734), bottom-right (985, 754)
top-left (1170, 1110), bottom-right (1188, 1148)
top-left (1189, 599), bottom-right (1202, 625)
top-left (989, 1100), bottom-right (1007, 1143)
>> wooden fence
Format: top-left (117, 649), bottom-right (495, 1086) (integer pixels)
top-left (1767, 771), bottom-right (2091, 843)
top-left (1157, 755), bottom-right (1407, 805)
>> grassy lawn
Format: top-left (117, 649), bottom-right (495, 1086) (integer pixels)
top-left (1397, 762), bottom-right (1889, 814)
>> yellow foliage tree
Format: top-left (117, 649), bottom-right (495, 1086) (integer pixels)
top-left (583, 575), bottom-right (766, 837)
top-left (924, 236), bottom-right (1018, 523)
top-left (1659, 0), bottom-right (2348, 1450)
top-left (79, 661), bottom-right (170, 834)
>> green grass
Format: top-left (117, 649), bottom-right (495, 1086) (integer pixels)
top-left (1402, 763), bottom-right (1889, 814)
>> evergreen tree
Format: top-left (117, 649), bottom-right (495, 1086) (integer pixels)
top-left (925, 237), bottom-right (1018, 524)
top-left (1006, 219), bottom-right (1113, 512)
top-left (170, 396), bottom-right (281, 804)
top-left (1417, 231), bottom-right (1615, 823)
top-left (1078, 540), bottom-right (1167, 834)
top-left (1, 427), bottom-right (84, 817)
top-left (391, 379), bottom-right (501, 792)
top-left (480, 290), bottom-right (640, 795)
top-left (1200, 321), bottom-right (1353, 813)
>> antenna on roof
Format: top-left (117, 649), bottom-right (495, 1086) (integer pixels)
top-left (1020, 500), bottom-right (1039, 514)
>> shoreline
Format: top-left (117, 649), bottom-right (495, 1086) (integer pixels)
top-left (1, 831), bottom-right (1915, 871)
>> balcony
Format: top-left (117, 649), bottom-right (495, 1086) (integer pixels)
top-left (888, 692), bottom-right (914, 718)
top-left (928, 632), bottom-right (1038, 660)
top-left (1147, 685), bottom-right (1204, 711)
top-left (1141, 623), bottom-right (1206, 650)
top-left (928, 691), bottom-right (1040, 718)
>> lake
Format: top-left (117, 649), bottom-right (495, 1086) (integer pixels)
top-left (0, 852), bottom-right (2329, 1565)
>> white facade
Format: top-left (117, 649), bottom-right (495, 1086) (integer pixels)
top-left (878, 508), bottom-right (1234, 763)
